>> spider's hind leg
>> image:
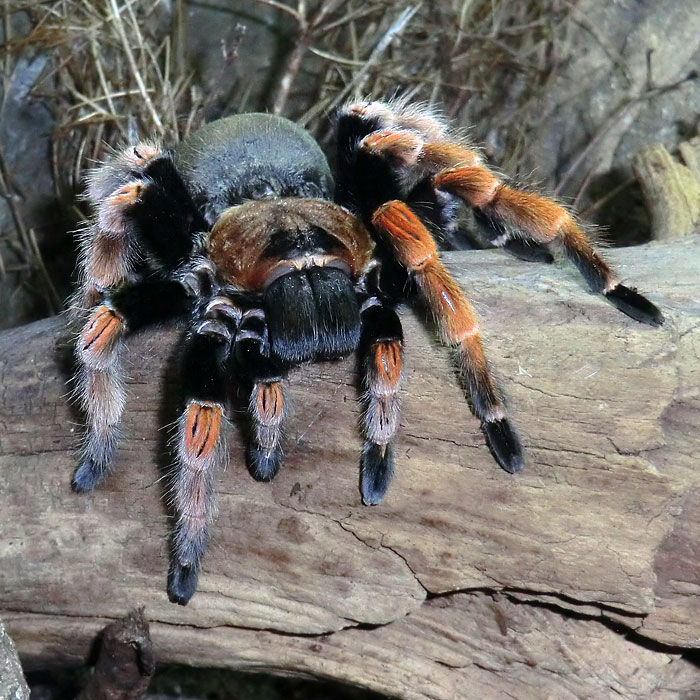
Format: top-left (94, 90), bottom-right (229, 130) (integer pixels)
top-left (434, 167), bottom-right (664, 326)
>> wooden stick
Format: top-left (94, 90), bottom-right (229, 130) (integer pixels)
top-left (77, 609), bottom-right (154, 700)
top-left (633, 142), bottom-right (700, 240)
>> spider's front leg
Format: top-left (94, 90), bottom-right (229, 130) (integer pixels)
top-left (73, 277), bottom-right (195, 492)
top-left (358, 301), bottom-right (404, 504)
top-left (168, 293), bottom-right (240, 605)
top-left (372, 201), bottom-right (523, 473)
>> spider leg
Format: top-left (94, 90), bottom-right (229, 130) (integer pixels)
top-left (168, 297), bottom-right (239, 605)
top-left (433, 166), bottom-right (664, 325)
top-left (472, 208), bottom-right (555, 263)
top-left (372, 200), bottom-right (523, 473)
top-left (334, 103), bottom-right (409, 214)
top-left (346, 101), bottom-right (663, 326)
top-left (73, 305), bottom-right (125, 492)
top-left (78, 182), bottom-right (140, 309)
top-left (358, 301), bottom-right (404, 505)
top-left (232, 310), bottom-right (287, 482)
top-left (78, 145), bottom-right (206, 308)
top-left (79, 144), bottom-right (159, 308)
top-left (355, 118), bottom-right (553, 263)
top-left (73, 277), bottom-right (195, 492)
top-left (74, 141), bottom-right (211, 491)
top-left (127, 153), bottom-right (208, 268)
top-left (248, 378), bottom-right (286, 482)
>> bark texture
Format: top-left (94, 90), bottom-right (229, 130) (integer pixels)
top-left (1, 239), bottom-right (700, 699)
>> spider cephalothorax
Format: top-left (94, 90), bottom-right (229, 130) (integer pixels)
top-left (72, 100), bottom-right (663, 605)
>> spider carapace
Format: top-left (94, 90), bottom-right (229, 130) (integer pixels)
top-left (72, 101), bottom-right (664, 604)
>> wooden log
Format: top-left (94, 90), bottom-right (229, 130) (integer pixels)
top-left (1, 238), bottom-right (700, 698)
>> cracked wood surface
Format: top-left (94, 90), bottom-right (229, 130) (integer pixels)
top-left (1, 238), bottom-right (700, 698)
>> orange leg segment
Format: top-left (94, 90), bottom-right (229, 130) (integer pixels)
top-left (372, 201), bottom-right (479, 344)
top-left (73, 306), bottom-right (126, 492)
top-left (371, 201), bottom-right (523, 472)
top-left (364, 339), bottom-right (402, 446)
top-left (170, 400), bottom-right (227, 605)
top-left (183, 403), bottom-right (224, 461)
top-left (361, 129), bottom-right (424, 165)
top-left (79, 305), bottom-right (124, 369)
top-left (255, 381), bottom-right (284, 424)
top-left (371, 340), bottom-right (402, 390)
top-left (434, 164), bottom-right (663, 325)
top-left (359, 303), bottom-right (405, 504)
top-left (248, 380), bottom-right (286, 483)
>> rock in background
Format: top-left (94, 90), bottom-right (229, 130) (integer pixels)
top-left (0, 619), bottom-right (29, 700)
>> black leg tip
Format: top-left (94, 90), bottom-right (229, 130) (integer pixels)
top-left (483, 418), bottom-right (524, 474)
top-left (361, 443), bottom-right (394, 506)
top-left (605, 284), bottom-right (664, 327)
top-left (247, 444), bottom-right (283, 482)
top-left (71, 460), bottom-right (106, 493)
top-left (167, 563), bottom-right (199, 605)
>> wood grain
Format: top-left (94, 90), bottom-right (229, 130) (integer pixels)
top-left (1, 238), bottom-right (699, 698)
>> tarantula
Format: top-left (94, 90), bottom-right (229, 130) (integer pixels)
top-left (72, 100), bottom-right (663, 605)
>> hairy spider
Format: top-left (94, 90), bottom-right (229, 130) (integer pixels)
top-left (72, 100), bottom-right (664, 605)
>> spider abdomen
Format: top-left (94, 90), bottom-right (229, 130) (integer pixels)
top-left (173, 113), bottom-right (335, 224)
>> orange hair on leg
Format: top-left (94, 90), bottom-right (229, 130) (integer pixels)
top-left (359, 303), bottom-right (404, 505)
top-left (433, 163), bottom-right (662, 323)
top-left (371, 200), bottom-right (523, 472)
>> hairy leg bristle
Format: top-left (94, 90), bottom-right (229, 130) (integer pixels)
top-left (169, 401), bottom-right (227, 606)
top-left (247, 381), bottom-right (285, 482)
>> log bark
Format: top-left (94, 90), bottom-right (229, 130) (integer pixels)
top-left (1, 238), bottom-right (700, 699)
